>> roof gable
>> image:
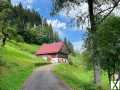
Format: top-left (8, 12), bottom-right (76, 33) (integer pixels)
top-left (36, 41), bottom-right (64, 55)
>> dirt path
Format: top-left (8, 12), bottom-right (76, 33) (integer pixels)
top-left (22, 64), bottom-right (71, 90)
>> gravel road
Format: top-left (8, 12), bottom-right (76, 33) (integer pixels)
top-left (22, 64), bottom-right (71, 90)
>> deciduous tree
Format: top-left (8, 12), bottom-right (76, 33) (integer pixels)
top-left (95, 16), bottom-right (120, 90)
top-left (52, 0), bottom-right (120, 86)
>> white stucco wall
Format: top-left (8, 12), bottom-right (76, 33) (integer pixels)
top-left (41, 56), bottom-right (68, 63)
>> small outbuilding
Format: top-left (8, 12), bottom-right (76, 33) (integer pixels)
top-left (36, 41), bottom-right (69, 63)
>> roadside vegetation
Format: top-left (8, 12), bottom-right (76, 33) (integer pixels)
top-left (54, 16), bottom-right (120, 90)
top-left (54, 54), bottom-right (109, 90)
top-left (0, 41), bottom-right (46, 90)
top-left (53, 1), bottom-right (120, 90)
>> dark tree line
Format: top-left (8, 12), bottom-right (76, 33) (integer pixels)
top-left (64, 38), bottom-right (74, 55)
top-left (0, 0), bottom-right (60, 46)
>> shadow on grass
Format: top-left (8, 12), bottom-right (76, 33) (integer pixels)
top-left (34, 62), bottom-right (51, 67)
top-left (55, 70), bottom-right (104, 90)
top-left (64, 75), bottom-right (98, 90)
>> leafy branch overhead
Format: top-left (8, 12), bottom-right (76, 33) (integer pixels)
top-left (52, 0), bottom-right (120, 88)
top-left (52, 0), bottom-right (120, 26)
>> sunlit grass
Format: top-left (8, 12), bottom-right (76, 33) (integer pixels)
top-left (54, 55), bottom-right (109, 90)
top-left (0, 41), bottom-right (45, 90)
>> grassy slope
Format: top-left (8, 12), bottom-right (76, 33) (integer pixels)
top-left (54, 54), bottom-right (109, 90)
top-left (0, 41), bottom-right (45, 90)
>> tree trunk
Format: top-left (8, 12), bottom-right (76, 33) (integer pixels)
top-left (87, 0), bottom-right (101, 86)
top-left (94, 62), bottom-right (101, 85)
top-left (2, 36), bottom-right (7, 46)
top-left (108, 70), bottom-right (111, 90)
top-left (2, 28), bottom-right (7, 47)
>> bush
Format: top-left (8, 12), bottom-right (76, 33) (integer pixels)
top-left (15, 35), bottom-right (24, 42)
top-left (0, 54), bottom-right (6, 66)
top-left (34, 62), bottom-right (50, 67)
top-left (0, 47), bottom-right (6, 66)
top-left (0, 59), bottom-right (6, 66)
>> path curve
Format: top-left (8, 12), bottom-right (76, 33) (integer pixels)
top-left (22, 64), bottom-right (71, 90)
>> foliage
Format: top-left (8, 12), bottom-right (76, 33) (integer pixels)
top-left (64, 38), bottom-right (74, 54)
top-left (0, 0), bottom-right (60, 46)
top-left (52, 0), bottom-right (120, 86)
top-left (0, 0), bottom-right (13, 46)
top-left (95, 16), bottom-right (120, 85)
top-left (54, 54), bottom-right (108, 90)
top-left (52, 0), bottom-right (120, 24)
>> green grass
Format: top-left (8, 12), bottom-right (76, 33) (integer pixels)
top-left (0, 41), bottom-right (45, 90)
top-left (54, 55), bottom-right (109, 90)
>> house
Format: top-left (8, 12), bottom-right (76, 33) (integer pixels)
top-left (36, 41), bottom-right (69, 63)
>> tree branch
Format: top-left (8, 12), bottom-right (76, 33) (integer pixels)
top-left (98, 0), bottom-right (120, 24)
top-left (95, 6), bottom-right (114, 16)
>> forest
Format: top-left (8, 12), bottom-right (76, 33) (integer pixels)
top-left (0, 0), bottom-right (60, 46)
top-left (0, 0), bottom-right (74, 53)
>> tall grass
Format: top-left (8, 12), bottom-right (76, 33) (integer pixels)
top-left (0, 41), bottom-right (45, 90)
top-left (54, 54), bottom-right (109, 90)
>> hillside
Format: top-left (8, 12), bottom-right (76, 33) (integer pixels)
top-left (0, 41), bottom-right (46, 90)
top-left (54, 54), bottom-right (109, 90)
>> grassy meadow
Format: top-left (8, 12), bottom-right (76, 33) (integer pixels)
top-left (54, 54), bottom-right (109, 90)
top-left (0, 41), bottom-right (45, 90)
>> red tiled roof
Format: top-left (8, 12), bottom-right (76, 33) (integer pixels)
top-left (36, 41), bottom-right (64, 55)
